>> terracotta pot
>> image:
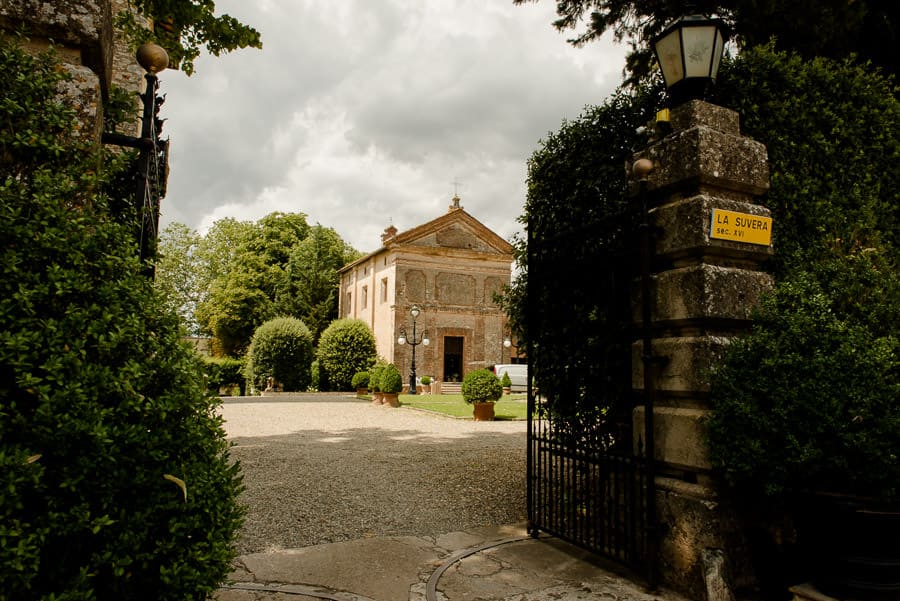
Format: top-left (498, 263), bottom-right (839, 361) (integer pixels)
top-left (382, 392), bottom-right (400, 407)
top-left (502, 387), bottom-right (511, 395)
top-left (371, 391), bottom-right (384, 405)
top-left (356, 387), bottom-right (368, 397)
top-left (472, 402), bottom-right (495, 421)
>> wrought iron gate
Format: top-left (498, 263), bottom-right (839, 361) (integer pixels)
top-left (526, 208), bottom-right (656, 586)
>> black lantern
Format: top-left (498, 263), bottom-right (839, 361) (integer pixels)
top-left (652, 14), bottom-right (728, 104)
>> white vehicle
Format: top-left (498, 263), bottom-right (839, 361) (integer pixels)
top-left (492, 364), bottom-right (528, 392)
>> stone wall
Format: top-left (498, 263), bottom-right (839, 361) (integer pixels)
top-left (0, 0), bottom-right (149, 141)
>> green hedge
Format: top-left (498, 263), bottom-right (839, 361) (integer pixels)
top-left (200, 356), bottom-right (246, 395)
top-left (0, 42), bottom-right (243, 600)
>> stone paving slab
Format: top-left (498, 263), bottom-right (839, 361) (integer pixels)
top-left (214, 524), bottom-right (693, 601)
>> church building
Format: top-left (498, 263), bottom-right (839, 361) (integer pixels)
top-left (337, 196), bottom-right (517, 390)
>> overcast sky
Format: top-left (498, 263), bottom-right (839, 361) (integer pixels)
top-left (157, 1), bottom-right (628, 254)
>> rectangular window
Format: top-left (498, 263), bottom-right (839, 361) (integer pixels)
top-left (346, 292), bottom-right (352, 316)
top-left (362, 286), bottom-right (368, 309)
top-left (381, 278), bottom-right (388, 303)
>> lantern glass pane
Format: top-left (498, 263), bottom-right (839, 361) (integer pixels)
top-left (655, 29), bottom-right (684, 88)
top-left (681, 25), bottom-right (716, 78)
top-left (711, 30), bottom-right (725, 80)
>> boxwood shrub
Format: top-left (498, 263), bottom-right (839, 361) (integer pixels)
top-left (461, 369), bottom-right (503, 404)
top-left (316, 319), bottom-right (376, 391)
top-left (245, 317), bottom-right (314, 392)
top-left (379, 363), bottom-right (403, 394)
top-left (0, 42), bottom-right (243, 600)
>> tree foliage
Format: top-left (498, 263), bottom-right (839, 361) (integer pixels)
top-left (714, 44), bottom-right (900, 273)
top-left (706, 246), bottom-right (900, 504)
top-left (511, 44), bottom-right (900, 339)
top-left (277, 225), bottom-right (362, 343)
top-left (171, 214), bottom-right (360, 357)
top-left (515, 0), bottom-right (899, 84)
top-left (155, 222), bottom-right (202, 333)
top-left (316, 319), bottom-right (377, 392)
top-left (115, 0), bottom-right (262, 75)
top-left (245, 317), bottom-right (314, 393)
top-left (0, 42), bottom-right (243, 599)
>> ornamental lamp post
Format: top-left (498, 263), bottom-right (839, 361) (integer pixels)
top-left (652, 13), bottom-right (728, 106)
top-left (397, 305), bottom-right (429, 395)
top-left (102, 42), bottom-right (170, 277)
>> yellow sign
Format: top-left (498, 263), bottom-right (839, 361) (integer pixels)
top-left (709, 209), bottom-right (772, 246)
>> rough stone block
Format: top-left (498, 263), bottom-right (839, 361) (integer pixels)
top-left (635, 264), bottom-right (774, 327)
top-left (669, 100), bottom-right (741, 135)
top-left (633, 335), bottom-right (731, 394)
top-left (57, 64), bottom-right (103, 143)
top-left (633, 405), bottom-right (711, 470)
top-left (641, 125), bottom-right (769, 198)
top-left (632, 101), bottom-right (768, 202)
top-left (654, 478), bottom-right (756, 601)
top-left (1, 0), bottom-right (113, 94)
top-left (651, 194), bottom-right (774, 265)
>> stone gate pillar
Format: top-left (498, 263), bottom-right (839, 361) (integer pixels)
top-left (630, 100), bottom-right (773, 599)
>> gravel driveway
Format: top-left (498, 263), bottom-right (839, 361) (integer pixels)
top-left (219, 393), bottom-right (527, 554)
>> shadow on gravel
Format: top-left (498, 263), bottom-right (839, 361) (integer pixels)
top-left (220, 393), bottom-right (361, 404)
top-left (228, 426), bottom-right (526, 554)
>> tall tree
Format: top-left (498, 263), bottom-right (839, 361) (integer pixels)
top-left (277, 225), bottom-right (361, 343)
top-left (515, 0), bottom-right (899, 83)
top-left (155, 222), bottom-right (202, 334)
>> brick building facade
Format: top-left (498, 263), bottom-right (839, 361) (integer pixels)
top-left (338, 196), bottom-right (517, 388)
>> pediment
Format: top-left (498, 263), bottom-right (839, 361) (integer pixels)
top-left (390, 210), bottom-right (513, 256)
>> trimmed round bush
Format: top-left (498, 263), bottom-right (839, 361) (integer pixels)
top-left (316, 319), bottom-right (377, 391)
top-left (369, 362), bottom-right (386, 393)
top-left (351, 371), bottom-right (370, 389)
top-left (245, 317), bottom-right (314, 392)
top-left (461, 369), bottom-right (503, 404)
top-left (380, 363), bottom-right (403, 394)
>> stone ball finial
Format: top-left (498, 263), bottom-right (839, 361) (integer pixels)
top-left (137, 43), bottom-right (169, 74)
top-left (632, 158), bottom-right (654, 179)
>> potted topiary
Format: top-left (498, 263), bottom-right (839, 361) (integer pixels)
top-left (499, 371), bottom-right (512, 395)
top-left (706, 247), bottom-right (900, 600)
top-left (351, 370), bottom-right (370, 397)
top-left (369, 362), bottom-right (385, 405)
top-left (380, 363), bottom-right (403, 408)
top-left (461, 369), bottom-right (503, 421)
top-left (420, 375), bottom-right (432, 394)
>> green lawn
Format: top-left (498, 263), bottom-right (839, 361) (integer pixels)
top-left (398, 393), bottom-right (528, 420)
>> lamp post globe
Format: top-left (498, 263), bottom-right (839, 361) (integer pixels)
top-left (398, 306), bottom-right (427, 395)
